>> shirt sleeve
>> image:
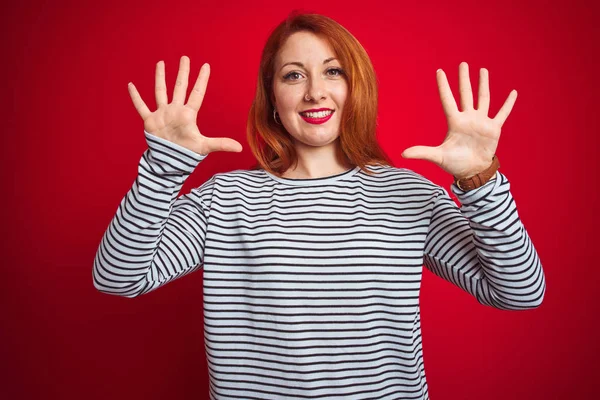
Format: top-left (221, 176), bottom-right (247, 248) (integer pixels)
top-left (92, 130), bottom-right (214, 298)
top-left (423, 170), bottom-right (546, 310)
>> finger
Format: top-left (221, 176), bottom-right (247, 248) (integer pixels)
top-left (128, 82), bottom-right (152, 120)
top-left (493, 90), bottom-right (518, 126)
top-left (155, 60), bottom-right (168, 107)
top-left (458, 61), bottom-right (474, 111)
top-left (477, 68), bottom-right (490, 115)
top-left (205, 136), bottom-right (243, 153)
top-left (173, 55), bottom-right (190, 104)
top-left (187, 63), bottom-right (210, 112)
top-left (401, 145), bottom-right (443, 165)
top-left (436, 69), bottom-right (459, 118)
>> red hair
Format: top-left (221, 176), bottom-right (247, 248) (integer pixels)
top-left (246, 11), bottom-right (393, 176)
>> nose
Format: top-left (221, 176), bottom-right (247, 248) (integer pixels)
top-left (305, 75), bottom-right (327, 101)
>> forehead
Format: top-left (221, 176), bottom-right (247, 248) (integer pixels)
top-left (276, 31), bottom-right (336, 66)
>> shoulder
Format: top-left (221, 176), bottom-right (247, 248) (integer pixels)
top-left (210, 167), bottom-right (267, 187)
top-left (362, 164), bottom-right (442, 192)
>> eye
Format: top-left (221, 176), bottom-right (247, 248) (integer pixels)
top-left (283, 68), bottom-right (345, 81)
top-left (327, 68), bottom-right (344, 77)
top-left (283, 71), bottom-right (302, 81)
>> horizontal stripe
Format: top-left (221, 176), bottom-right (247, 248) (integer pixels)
top-left (93, 130), bottom-right (546, 399)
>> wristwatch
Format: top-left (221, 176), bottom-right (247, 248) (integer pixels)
top-left (453, 155), bottom-right (500, 191)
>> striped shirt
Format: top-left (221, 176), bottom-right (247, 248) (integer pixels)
top-left (93, 130), bottom-right (546, 400)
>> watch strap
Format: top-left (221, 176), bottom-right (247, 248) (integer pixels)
top-left (453, 155), bottom-right (500, 191)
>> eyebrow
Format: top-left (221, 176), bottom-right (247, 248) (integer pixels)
top-left (279, 57), bottom-right (338, 72)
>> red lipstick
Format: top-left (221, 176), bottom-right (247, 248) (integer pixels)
top-left (299, 109), bottom-right (334, 125)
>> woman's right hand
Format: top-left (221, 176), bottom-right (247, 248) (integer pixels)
top-left (127, 55), bottom-right (243, 156)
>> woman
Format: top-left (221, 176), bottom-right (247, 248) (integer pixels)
top-left (93, 12), bottom-right (545, 400)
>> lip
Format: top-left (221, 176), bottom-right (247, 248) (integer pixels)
top-left (299, 110), bottom-right (334, 125)
top-left (300, 108), bottom-right (332, 113)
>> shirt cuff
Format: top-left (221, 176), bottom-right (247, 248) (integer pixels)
top-left (450, 170), bottom-right (507, 207)
top-left (144, 130), bottom-right (207, 175)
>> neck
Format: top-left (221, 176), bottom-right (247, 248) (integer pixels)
top-left (281, 138), bottom-right (352, 179)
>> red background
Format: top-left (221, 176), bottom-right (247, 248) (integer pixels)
top-left (2, 0), bottom-right (598, 398)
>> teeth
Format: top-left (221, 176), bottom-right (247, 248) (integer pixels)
top-left (301, 110), bottom-right (333, 118)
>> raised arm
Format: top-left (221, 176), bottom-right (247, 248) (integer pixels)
top-left (423, 171), bottom-right (545, 310)
top-left (93, 56), bottom-right (242, 297)
top-left (93, 132), bottom-right (212, 297)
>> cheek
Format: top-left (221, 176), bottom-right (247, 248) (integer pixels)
top-left (275, 92), bottom-right (303, 112)
top-left (330, 85), bottom-right (348, 108)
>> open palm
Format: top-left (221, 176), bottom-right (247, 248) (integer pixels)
top-left (127, 56), bottom-right (242, 156)
top-left (402, 62), bottom-right (517, 179)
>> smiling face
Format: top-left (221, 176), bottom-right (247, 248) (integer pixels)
top-left (272, 31), bottom-right (348, 149)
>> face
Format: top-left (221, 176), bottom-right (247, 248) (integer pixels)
top-left (272, 31), bottom-right (348, 149)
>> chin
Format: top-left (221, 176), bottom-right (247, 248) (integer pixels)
top-left (293, 132), bottom-right (340, 148)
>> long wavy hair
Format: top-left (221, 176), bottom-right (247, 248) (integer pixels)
top-left (246, 11), bottom-right (393, 176)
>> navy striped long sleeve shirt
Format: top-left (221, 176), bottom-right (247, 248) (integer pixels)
top-left (93, 130), bottom-right (546, 400)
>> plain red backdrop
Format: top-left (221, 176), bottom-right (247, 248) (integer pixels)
top-left (2, 0), bottom-right (598, 398)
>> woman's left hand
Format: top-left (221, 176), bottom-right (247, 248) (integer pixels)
top-left (402, 61), bottom-right (518, 179)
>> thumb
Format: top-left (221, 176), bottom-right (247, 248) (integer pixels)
top-left (206, 137), bottom-right (244, 154)
top-left (401, 145), bottom-right (443, 165)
